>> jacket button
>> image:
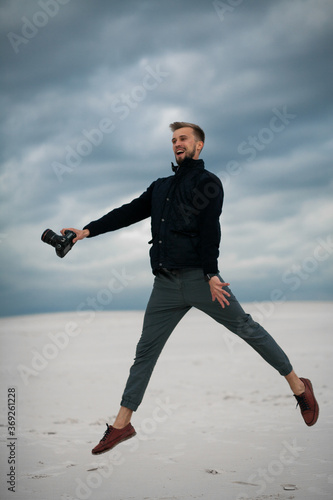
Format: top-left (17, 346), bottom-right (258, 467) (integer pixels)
top-left (161, 218), bottom-right (165, 222)
top-left (159, 240), bottom-right (162, 244)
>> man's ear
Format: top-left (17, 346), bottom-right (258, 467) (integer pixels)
top-left (197, 141), bottom-right (204, 153)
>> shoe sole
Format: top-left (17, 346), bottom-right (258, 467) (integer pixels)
top-left (91, 431), bottom-right (137, 455)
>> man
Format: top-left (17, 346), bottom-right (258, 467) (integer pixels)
top-left (62, 122), bottom-right (319, 455)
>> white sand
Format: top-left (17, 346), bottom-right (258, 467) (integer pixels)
top-left (0, 301), bottom-right (332, 500)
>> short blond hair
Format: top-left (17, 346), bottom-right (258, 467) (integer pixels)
top-left (169, 122), bottom-right (205, 143)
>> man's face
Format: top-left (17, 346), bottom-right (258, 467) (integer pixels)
top-left (172, 127), bottom-right (203, 165)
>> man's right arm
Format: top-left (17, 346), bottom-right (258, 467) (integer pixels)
top-left (61, 182), bottom-right (154, 243)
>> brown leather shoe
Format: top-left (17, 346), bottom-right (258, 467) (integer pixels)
top-left (294, 378), bottom-right (319, 426)
top-left (91, 423), bottom-right (136, 455)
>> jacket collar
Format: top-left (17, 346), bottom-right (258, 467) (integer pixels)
top-left (171, 158), bottom-right (205, 173)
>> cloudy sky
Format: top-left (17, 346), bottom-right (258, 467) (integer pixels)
top-left (1, 0), bottom-right (332, 317)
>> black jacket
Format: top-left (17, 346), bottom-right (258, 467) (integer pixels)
top-left (84, 158), bottom-right (223, 275)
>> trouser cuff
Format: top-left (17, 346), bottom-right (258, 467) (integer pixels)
top-left (120, 398), bottom-right (139, 412)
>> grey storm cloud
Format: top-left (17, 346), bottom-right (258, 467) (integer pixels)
top-left (0, 0), bottom-right (332, 316)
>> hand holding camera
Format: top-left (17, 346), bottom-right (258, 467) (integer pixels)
top-left (41, 227), bottom-right (89, 258)
top-left (60, 228), bottom-right (90, 243)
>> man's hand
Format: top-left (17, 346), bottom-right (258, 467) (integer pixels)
top-left (60, 228), bottom-right (90, 244)
top-left (209, 275), bottom-right (230, 309)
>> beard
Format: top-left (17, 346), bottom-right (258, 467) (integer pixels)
top-left (175, 144), bottom-right (197, 165)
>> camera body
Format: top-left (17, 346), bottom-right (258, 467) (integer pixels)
top-left (41, 229), bottom-right (76, 258)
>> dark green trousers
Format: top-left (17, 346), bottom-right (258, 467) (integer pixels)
top-left (121, 269), bottom-right (293, 411)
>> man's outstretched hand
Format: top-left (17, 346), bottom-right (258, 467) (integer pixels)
top-left (60, 228), bottom-right (90, 244)
top-left (209, 276), bottom-right (231, 309)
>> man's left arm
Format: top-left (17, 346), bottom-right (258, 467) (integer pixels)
top-left (197, 174), bottom-right (230, 308)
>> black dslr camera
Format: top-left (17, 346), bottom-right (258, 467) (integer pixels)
top-left (41, 229), bottom-right (76, 258)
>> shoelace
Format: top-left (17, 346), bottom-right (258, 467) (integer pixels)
top-left (101, 423), bottom-right (112, 442)
top-left (295, 394), bottom-right (310, 412)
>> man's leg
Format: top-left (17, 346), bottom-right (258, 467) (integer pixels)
top-left (182, 269), bottom-right (319, 425)
top-left (92, 272), bottom-right (191, 454)
top-left (113, 406), bottom-right (133, 429)
top-left (285, 370), bottom-right (305, 395)
top-left (184, 271), bottom-right (293, 375)
top-left (120, 271), bottom-right (191, 412)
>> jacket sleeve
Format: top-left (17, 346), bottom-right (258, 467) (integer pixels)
top-left (196, 173), bottom-right (223, 275)
top-left (83, 182), bottom-right (154, 237)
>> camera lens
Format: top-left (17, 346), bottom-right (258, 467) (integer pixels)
top-left (41, 229), bottom-right (59, 248)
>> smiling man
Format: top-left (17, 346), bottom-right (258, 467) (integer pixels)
top-left (61, 121), bottom-right (319, 456)
top-left (172, 123), bottom-right (204, 164)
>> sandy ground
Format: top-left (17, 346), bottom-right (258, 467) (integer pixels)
top-left (0, 301), bottom-right (332, 500)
